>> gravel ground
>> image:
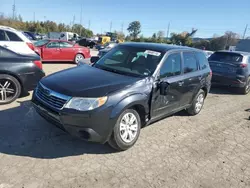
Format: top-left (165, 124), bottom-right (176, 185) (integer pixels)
top-left (0, 51), bottom-right (250, 188)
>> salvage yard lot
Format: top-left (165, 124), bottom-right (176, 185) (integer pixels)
top-left (1, 52), bottom-right (250, 188)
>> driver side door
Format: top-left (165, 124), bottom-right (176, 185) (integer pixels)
top-left (151, 52), bottom-right (184, 119)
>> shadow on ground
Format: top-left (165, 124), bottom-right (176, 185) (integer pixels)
top-left (209, 86), bottom-right (241, 95)
top-left (0, 100), bottom-right (114, 159)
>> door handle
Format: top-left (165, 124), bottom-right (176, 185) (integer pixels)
top-left (178, 81), bottom-right (184, 86)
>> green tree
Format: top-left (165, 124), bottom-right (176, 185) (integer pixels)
top-left (127, 21), bottom-right (141, 40)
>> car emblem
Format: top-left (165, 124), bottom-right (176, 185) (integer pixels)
top-left (44, 89), bottom-right (51, 96)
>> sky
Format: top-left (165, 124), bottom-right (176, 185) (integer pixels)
top-left (1, 0), bottom-right (250, 38)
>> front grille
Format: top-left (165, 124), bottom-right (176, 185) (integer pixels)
top-left (35, 83), bottom-right (71, 109)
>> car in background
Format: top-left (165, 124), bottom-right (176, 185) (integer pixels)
top-left (204, 50), bottom-right (214, 58)
top-left (96, 42), bottom-right (117, 51)
top-left (0, 25), bottom-right (36, 55)
top-left (209, 51), bottom-right (250, 94)
top-left (98, 48), bottom-right (112, 57)
top-left (0, 46), bottom-right (45, 104)
top-left (32, 43), bottom-right (211, 151)
top-left (34, 39), bottom-right (91, 64)
top-left (23, 31), bottom-right (40, 41)
top-left (76, 38), bottom-right (96, 48)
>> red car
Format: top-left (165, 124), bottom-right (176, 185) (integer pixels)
top-left (34, 40), bottom-right (91, 64)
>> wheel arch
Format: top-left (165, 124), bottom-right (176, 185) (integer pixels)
top-left (0, 70), bottom-right (23, 89)
top-left (110, 94), bottom-right (149, 123)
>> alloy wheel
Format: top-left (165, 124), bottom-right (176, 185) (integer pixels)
top-left (75, 54), bottom-right (84, 64)
top-left (119, 112), bottom-right (138, 143)
top-left (245, 79), bottom-right (250, 94)
top-left (0, 79), bottom-right (17, 103)
top-left (195, 93), bottom-right (204, 113)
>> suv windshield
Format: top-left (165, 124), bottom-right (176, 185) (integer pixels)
top-left (94, 46), bottom-right (164, 77)
top-left (34, 40), bottom-right (49, 47)
top-left (209, 52), bottom-right (243, 63)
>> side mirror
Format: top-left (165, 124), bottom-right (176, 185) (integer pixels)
top-left (159, 81), bottom-right (169, 95)
top-left (60, 33), bottom-right (65, 38)
top-left (90, 56), bottom-right (100, 63)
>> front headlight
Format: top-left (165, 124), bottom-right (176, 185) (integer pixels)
top-left (64, 96), bottom-right (108, 111)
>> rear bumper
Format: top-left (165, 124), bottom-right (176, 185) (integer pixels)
top-left (212, 74), bottom-right (247, 88)
top-left (20, 70), bottom-right (45, 91)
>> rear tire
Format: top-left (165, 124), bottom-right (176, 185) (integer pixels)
top-left (187, 89), bottom-right (205, 116)
top-left (108, 109), bottom-right (141, 151)
top-left (74, 54), bottom-right (84, 64)
top-left (0, 74), bottom-right (21, 105)
top-left (239, 77), bottom-right (250, 95)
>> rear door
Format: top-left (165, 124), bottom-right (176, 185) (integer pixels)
top-left (42, 41), bottom-right (61, 61)
top-left (151, 52), bottom-right (184, 118)
top-left (181, 51), bottom-right (201, 106)
top-left (59, 41), bottom-right (75, 61)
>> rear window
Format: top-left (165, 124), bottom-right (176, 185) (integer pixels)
top-left (209, 52), bottom-right (243, 63)
top-left (196, 52), bottom-right (209, 70)
top-left (5, 31), bottom-right (22, 41)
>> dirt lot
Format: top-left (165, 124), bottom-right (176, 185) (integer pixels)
top-left (1, 52), bottom-right (250, 188)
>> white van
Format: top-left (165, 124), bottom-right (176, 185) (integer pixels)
top-left (0, 25), bottom-right (36, 55)
top-left (47, 32), bottom-right (79, 41)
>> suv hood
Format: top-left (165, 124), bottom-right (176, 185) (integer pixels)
top-left (41, 65), bottom-right (140, 97)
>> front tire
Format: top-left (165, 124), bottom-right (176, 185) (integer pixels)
top-left (108, 109), bottom-right (141, 151)
top-left (0, 74), bottom-right (21, 105)
top-left (187, 89), bottom-right (205, 116)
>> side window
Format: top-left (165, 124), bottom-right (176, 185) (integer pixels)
top-left (0, 30), bottom-right (8, 41)
top-left (160, 53), bottom-right (182, 78)
top-left (183, 52), bottom-right (198, 74)
top-left (47, 42), bottom-right (60, 48)
top-left (60, 42), bottom-right (73, 48)
top-left (5, 31), bottom-right (22, 41)
top-left (196, 52), bottom-right (209, 70)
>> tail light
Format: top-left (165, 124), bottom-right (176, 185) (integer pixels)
top-left (240, 63), bottom-right (248, 68)
top-left (26, 42), bottom-right (35, 51)
top-left (34, 60), bottom-right (43, 70)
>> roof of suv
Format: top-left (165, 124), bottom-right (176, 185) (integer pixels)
top-left (217, 50), bottom-right (250, 56)
top-left (119, 42), bottom-right (200, 52)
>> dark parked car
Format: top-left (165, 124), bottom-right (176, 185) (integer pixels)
top-left (0, 46), bottom-right (45, 104)
top-left (32, 43), bottom-right (211, 151)
top-left (76, 38), bottom-right (96, 48)
top-left (208, 51), bottom-right (250, 94)
top-left (98, 48), bottom-right (112, 57)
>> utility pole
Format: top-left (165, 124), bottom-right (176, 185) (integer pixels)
top-left (88, 20), bottom-right (91, 30)
top-left (110, 21), bottom-right (112, 32)
top-left (166, 22), bottom-right (170, 39)
top-left (80, 5), bottom-right (82, 35)
top-left (33, 12), bottom-right (35, 22)
top-left (12, 0), bottom-right (16, 20)
top-left (243, 24), bottom-right (248, 39)
top-left (72, 15), bottom-right (75, 26)
top-left (121, 22), bottom-right (124, 33)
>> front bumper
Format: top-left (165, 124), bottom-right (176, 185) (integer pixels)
top-left (32, 94), bottom-right (116, 144)
top-left (212, 74), bottom-right (247, 88)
